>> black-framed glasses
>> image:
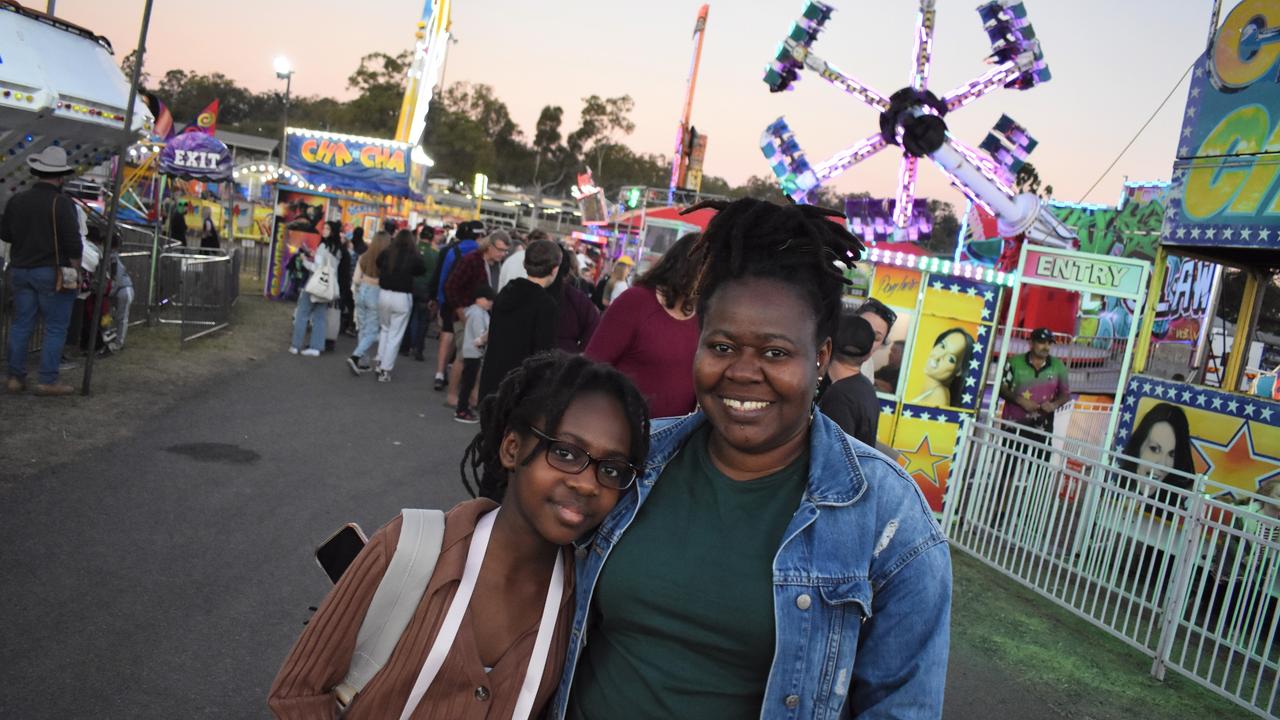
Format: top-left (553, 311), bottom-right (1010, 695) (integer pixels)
top-left (527, 426), bottom-right (639, 490)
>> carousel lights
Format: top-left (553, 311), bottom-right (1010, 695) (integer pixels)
top-left (285, 127), bottom-right (411, 149)
top-left (861, 247), bottom-right (1016, 287)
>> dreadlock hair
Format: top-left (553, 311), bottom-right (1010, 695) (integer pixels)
top-left (460, 350), bottom-right (651, 502)
top-left (683, 198), bottom-right (864, 342)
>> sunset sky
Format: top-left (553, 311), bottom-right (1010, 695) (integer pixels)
top-left (53, 0), bottom-right (1224, 206)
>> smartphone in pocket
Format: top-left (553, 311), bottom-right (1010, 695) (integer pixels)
top-left (315, 523), bottom-right (367, 584)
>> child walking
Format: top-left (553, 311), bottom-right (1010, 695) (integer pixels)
top-left (268, 351), bottom-right (651, 720)
top-left (454, 285), bottom-right (495, 424)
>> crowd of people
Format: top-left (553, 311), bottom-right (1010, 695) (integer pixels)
top-left (268, 198), bottom-right (952, 719)
top-left (0, 147), bottom-right (955, 717)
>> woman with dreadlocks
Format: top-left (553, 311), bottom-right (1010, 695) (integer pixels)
top-left (269, 351), bottom-right (650, 719)
top-left (552, 198), bottom-right (951, 720)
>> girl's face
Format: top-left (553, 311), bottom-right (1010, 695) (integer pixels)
top-left (321, 224), bottom-right (331, 239)
top-left (1138, 421), bottom-right (1177, 476)
top-left (694, 277), bottom-right (829, 464)
top-left (924, 332), bottom-right (966, 383)
top-left (500, 391), bottom-right (631, 545)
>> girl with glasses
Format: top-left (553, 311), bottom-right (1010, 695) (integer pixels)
top-left (269, 351), bottom-right (650, 719)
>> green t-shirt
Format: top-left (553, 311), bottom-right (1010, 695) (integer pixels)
top-left (568, 425), bottom-right (808, 720)
top-left (412, 243), bottom-right (439, 297)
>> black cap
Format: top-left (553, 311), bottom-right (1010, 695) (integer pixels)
top-left (1030, 327), bottom-right (1054, 343)
top-left (834, 312), bottom-right (876, 360)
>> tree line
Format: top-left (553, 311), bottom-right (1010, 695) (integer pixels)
top-left (125, 49), bottom-right (961, 251)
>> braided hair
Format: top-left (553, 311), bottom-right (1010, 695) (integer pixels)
top-left (683, 198), bottom-right (863, 341)
top-left (460, 350), bottom-right (651, 501)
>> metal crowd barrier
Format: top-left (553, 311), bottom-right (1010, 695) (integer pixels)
top-left (943, 417), bottom-right (1280, 719)
top-left (1, 239), bottom-right (238, 362)
top-left (178, 252), bottom-right (234, 343)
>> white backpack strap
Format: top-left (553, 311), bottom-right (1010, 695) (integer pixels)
top-left (334, 509), bottom-right (446, 708)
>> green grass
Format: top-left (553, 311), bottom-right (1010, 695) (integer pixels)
top-left (951, 551), bottom-right (1256, 719)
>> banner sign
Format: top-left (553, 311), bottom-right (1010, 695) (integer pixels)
top-left (158, 131), bottom-right (231, 181)
top-left (1022, 246), bottom-right (1148, 299)
top-left (285, 128), bottom-right (413, 197)
top-left (1163, 0), bottom-right (1280, 250)
top-left (1116, 375), bottom-right (1280, 497)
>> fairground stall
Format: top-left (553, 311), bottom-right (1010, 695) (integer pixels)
top-left (263, 127), bottom-right (431, 299)
top-left (942, 5), bottom-right (1280, 716)
top-left (1120, 0), bottom-right (1280, 508)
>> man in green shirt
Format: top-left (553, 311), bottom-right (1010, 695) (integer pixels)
top-left (995, 326), bottom-right (1071, 528)
top-left (403, 225), bottom-right (441, 361)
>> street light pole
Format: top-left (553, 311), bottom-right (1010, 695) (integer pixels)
top-left (274, 56), bottom-right (293, 166)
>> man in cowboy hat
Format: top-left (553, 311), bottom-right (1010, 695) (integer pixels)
top-left (1, 146), bottom-right (83, 396)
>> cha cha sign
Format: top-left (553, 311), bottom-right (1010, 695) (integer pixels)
top-left (1164, 0), bottom-right (1280, 250)
top-left (285, 129), bottom-right (413, 197)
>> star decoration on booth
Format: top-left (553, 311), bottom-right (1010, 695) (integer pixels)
top-left (1116, 376), bottom-right (1280, 453)
top-left (900, 435), bottom-right (950, 487)
top-left (1193, 422), bottom-right (1280, 490)
top-left (902, 404), bottom-right (965, 425)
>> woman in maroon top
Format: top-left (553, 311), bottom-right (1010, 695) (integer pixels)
top-left (585, 233), bottom-right (702, 418)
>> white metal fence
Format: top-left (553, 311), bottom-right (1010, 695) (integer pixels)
top-left (944, 417), bottom-right (1280, 718)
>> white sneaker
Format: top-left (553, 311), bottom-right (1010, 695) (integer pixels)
top-left (301, 348), bottom-right (321, 357)
top-left (377, 370), bottom-right (391, 383)
top-left (288, 347), bottom-right (300, 355)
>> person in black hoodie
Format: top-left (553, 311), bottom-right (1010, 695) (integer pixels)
top-left (477, 239), bottom-right (562, 401)
top-left (337, 225), bottom-right (356, 337)
top-left (373, 229), bottom-right (426, 382)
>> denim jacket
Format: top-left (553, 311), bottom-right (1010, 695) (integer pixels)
top-left (549, 410), bottom-right (951, 720)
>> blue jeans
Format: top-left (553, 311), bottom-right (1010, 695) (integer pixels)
top-left (291, 292), bottom-right (327, 351)
top-left (405, 300), bottom-right (430, 353)
top-left (7, 266), bottom-right (76, 385)
top-left (352, 284), bottom-right (380, 359)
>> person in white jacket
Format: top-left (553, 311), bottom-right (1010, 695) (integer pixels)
top-left (289, 221), bottom-right (342, 357)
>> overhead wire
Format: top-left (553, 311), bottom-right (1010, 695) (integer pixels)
top-left (1076, 57), bottom-right (1198, 204)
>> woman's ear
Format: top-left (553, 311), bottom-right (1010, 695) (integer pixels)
top-left (816, 337), bottom-right (833, 378)
top-left (499, 430), bottom-right (523, 471)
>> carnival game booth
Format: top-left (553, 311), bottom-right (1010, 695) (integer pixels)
top-left (942, 6), bottom-right (1280, 715)
top-left (1122, 1), bottom-right (1280, 508)
top-left (264, 127), bottom-right (430, 298)
top-left (842, 238), bottom-right (1020, 513)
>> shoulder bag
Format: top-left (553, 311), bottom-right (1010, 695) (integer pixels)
top-left (334, 509), bottom-right (446, 710)
top-left (50, 197), bottom-right (80, 292)
top-left (304, 246), bottom-right (338, 303)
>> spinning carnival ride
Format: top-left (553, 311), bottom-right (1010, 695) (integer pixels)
top-left (760, 0), bottom-right (1074, 247)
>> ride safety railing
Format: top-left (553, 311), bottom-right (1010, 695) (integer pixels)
top-left (943, 416), bottom-right (1280, 719)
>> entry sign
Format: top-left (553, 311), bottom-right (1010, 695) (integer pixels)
top-left (1022, 246), bottom-right (1148, 299)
